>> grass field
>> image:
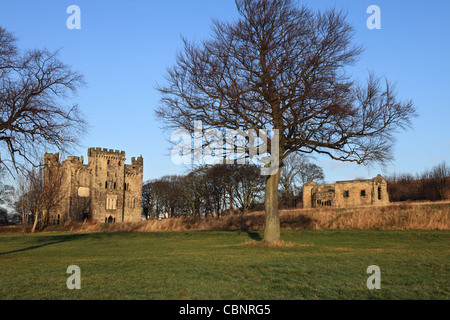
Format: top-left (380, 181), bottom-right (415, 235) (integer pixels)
top-left (0, 229), bottom-right (448, 300)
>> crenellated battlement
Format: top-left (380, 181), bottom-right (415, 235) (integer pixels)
top-left (88, 147), bottom-right (126, 158)
top-left (131, 156), bottom-right (144, 166)
top-left (44, 152), bottom-right (60, 164)
top-left (64, 156), bottom-right (84, 165)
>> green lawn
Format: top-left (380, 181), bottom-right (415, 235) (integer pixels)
top-left (0, 230), bottom-right (448, 300)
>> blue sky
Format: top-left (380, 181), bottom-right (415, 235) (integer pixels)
top-left (1, 0), bottom-right (449, 183)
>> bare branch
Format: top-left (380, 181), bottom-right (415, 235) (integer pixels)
top-left (0, 26), bottom-right (87, 175)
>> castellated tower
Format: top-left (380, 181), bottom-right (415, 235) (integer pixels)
top-left (44, 148), bottom-right (143, 224)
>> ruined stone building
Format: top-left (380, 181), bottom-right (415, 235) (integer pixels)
top-left (44, 148), bottom-right (143, 224)
top-left (302, 175), bottom-right (389, 209)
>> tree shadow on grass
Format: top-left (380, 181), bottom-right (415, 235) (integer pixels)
top-left (0, 234), bottom-right (86, 256)
top-left (243, 230), bottom-right (263, 241)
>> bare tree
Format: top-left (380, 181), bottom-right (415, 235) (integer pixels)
top-left (156, 0), bottom-right (416, 242)
top-left (205, 164), bottom-right (230, 217)
top-left (431, 161), bottom-right (449, 200)
top-left (0, 166), bottom-right (13, 205)
top-left (280, 153), bottom-right (324, 207)
top-left (0, 26), bottom-right (86, 174)
top-left (14, 167), bottom-right (43, 232)
top-left (14, 160), bottom-right (65, 233)
top-left (233, 164), bottom-right (265, 214)
top-left (0, 167), bottom-right (14, 224)
top-left (14, 173), bottom-right (31, 230)
top-left (181, 168), bottom-right (208, 217)
top-left (0, 27), bottom-right (17, 77)
top-left (144, 174), bottom-right (190, 219)
top-left (142, 181), bottom-right (155, 220)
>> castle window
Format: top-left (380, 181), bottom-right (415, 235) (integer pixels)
top-left (114, 182), bottom-right (116, 189)
top-left (126, 197), bottom-right (136, 208)
top-left (344, 190), bottom-right (350, 198)
top-left (107, 160), bottom-right (110, 164)
top-left (126, 197), bottom-right (134, 208)
top-left (106, 195), bottom-right (117, 210)
top-left (361, 190), bottom-right (366, 197)
top-left (118, 161), bottom-right (121, 166)
top-left (378, 187), bottom-right (382, 200)
top-left (105, 181), bottom-right (108, 189)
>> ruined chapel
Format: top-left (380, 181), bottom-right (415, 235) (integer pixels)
top-left (302, 175), bottom-right (389, 208)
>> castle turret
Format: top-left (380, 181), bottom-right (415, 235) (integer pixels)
top-left (44, 152), bottom-right (60, 165)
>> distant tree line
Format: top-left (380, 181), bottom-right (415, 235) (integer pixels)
top-left (386, 161), bottom-right (450, 202)
top-left (142, 164), bottom-right (266, 219)
top-left (142, 154), bottom-right (325, 220)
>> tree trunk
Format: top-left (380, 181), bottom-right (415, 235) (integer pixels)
top-left (31, 211), bottom-right (39, 233)
top-left (263, 169), bottom-right (281, 242)
top-left (228, 184), bottom-right (234, 214)
top-left (21, 214), bottom-right (28, 233)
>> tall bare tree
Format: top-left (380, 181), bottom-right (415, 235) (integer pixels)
top-left (233, 164), bottom-right (265, 214)
top-left (156, 0), bottom-right (416, 242)
top-left (280, 153), bottom-right (324, 208)
top-left (0, 26), bottom-right (86, 174)
top-left (142, 181), bottom-right (155, 220)
top-left (431, 161), bottom-right (449, 200)
top-left (14, 159), bottom-right (65, 233)
top-left (0, 166), bottom-right (13, 205)
top-left (205, 164), bottom-right (230, 217)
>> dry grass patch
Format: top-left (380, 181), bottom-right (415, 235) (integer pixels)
top-left (241, 239), bottom-right (299, 248)
top-left (23, 200), bottom-right (448, 235)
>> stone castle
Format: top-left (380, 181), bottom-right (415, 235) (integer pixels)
top-left (44, 148), bottom-right (143, 224)
top-left (302, 175), bottom-right (389, 208)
